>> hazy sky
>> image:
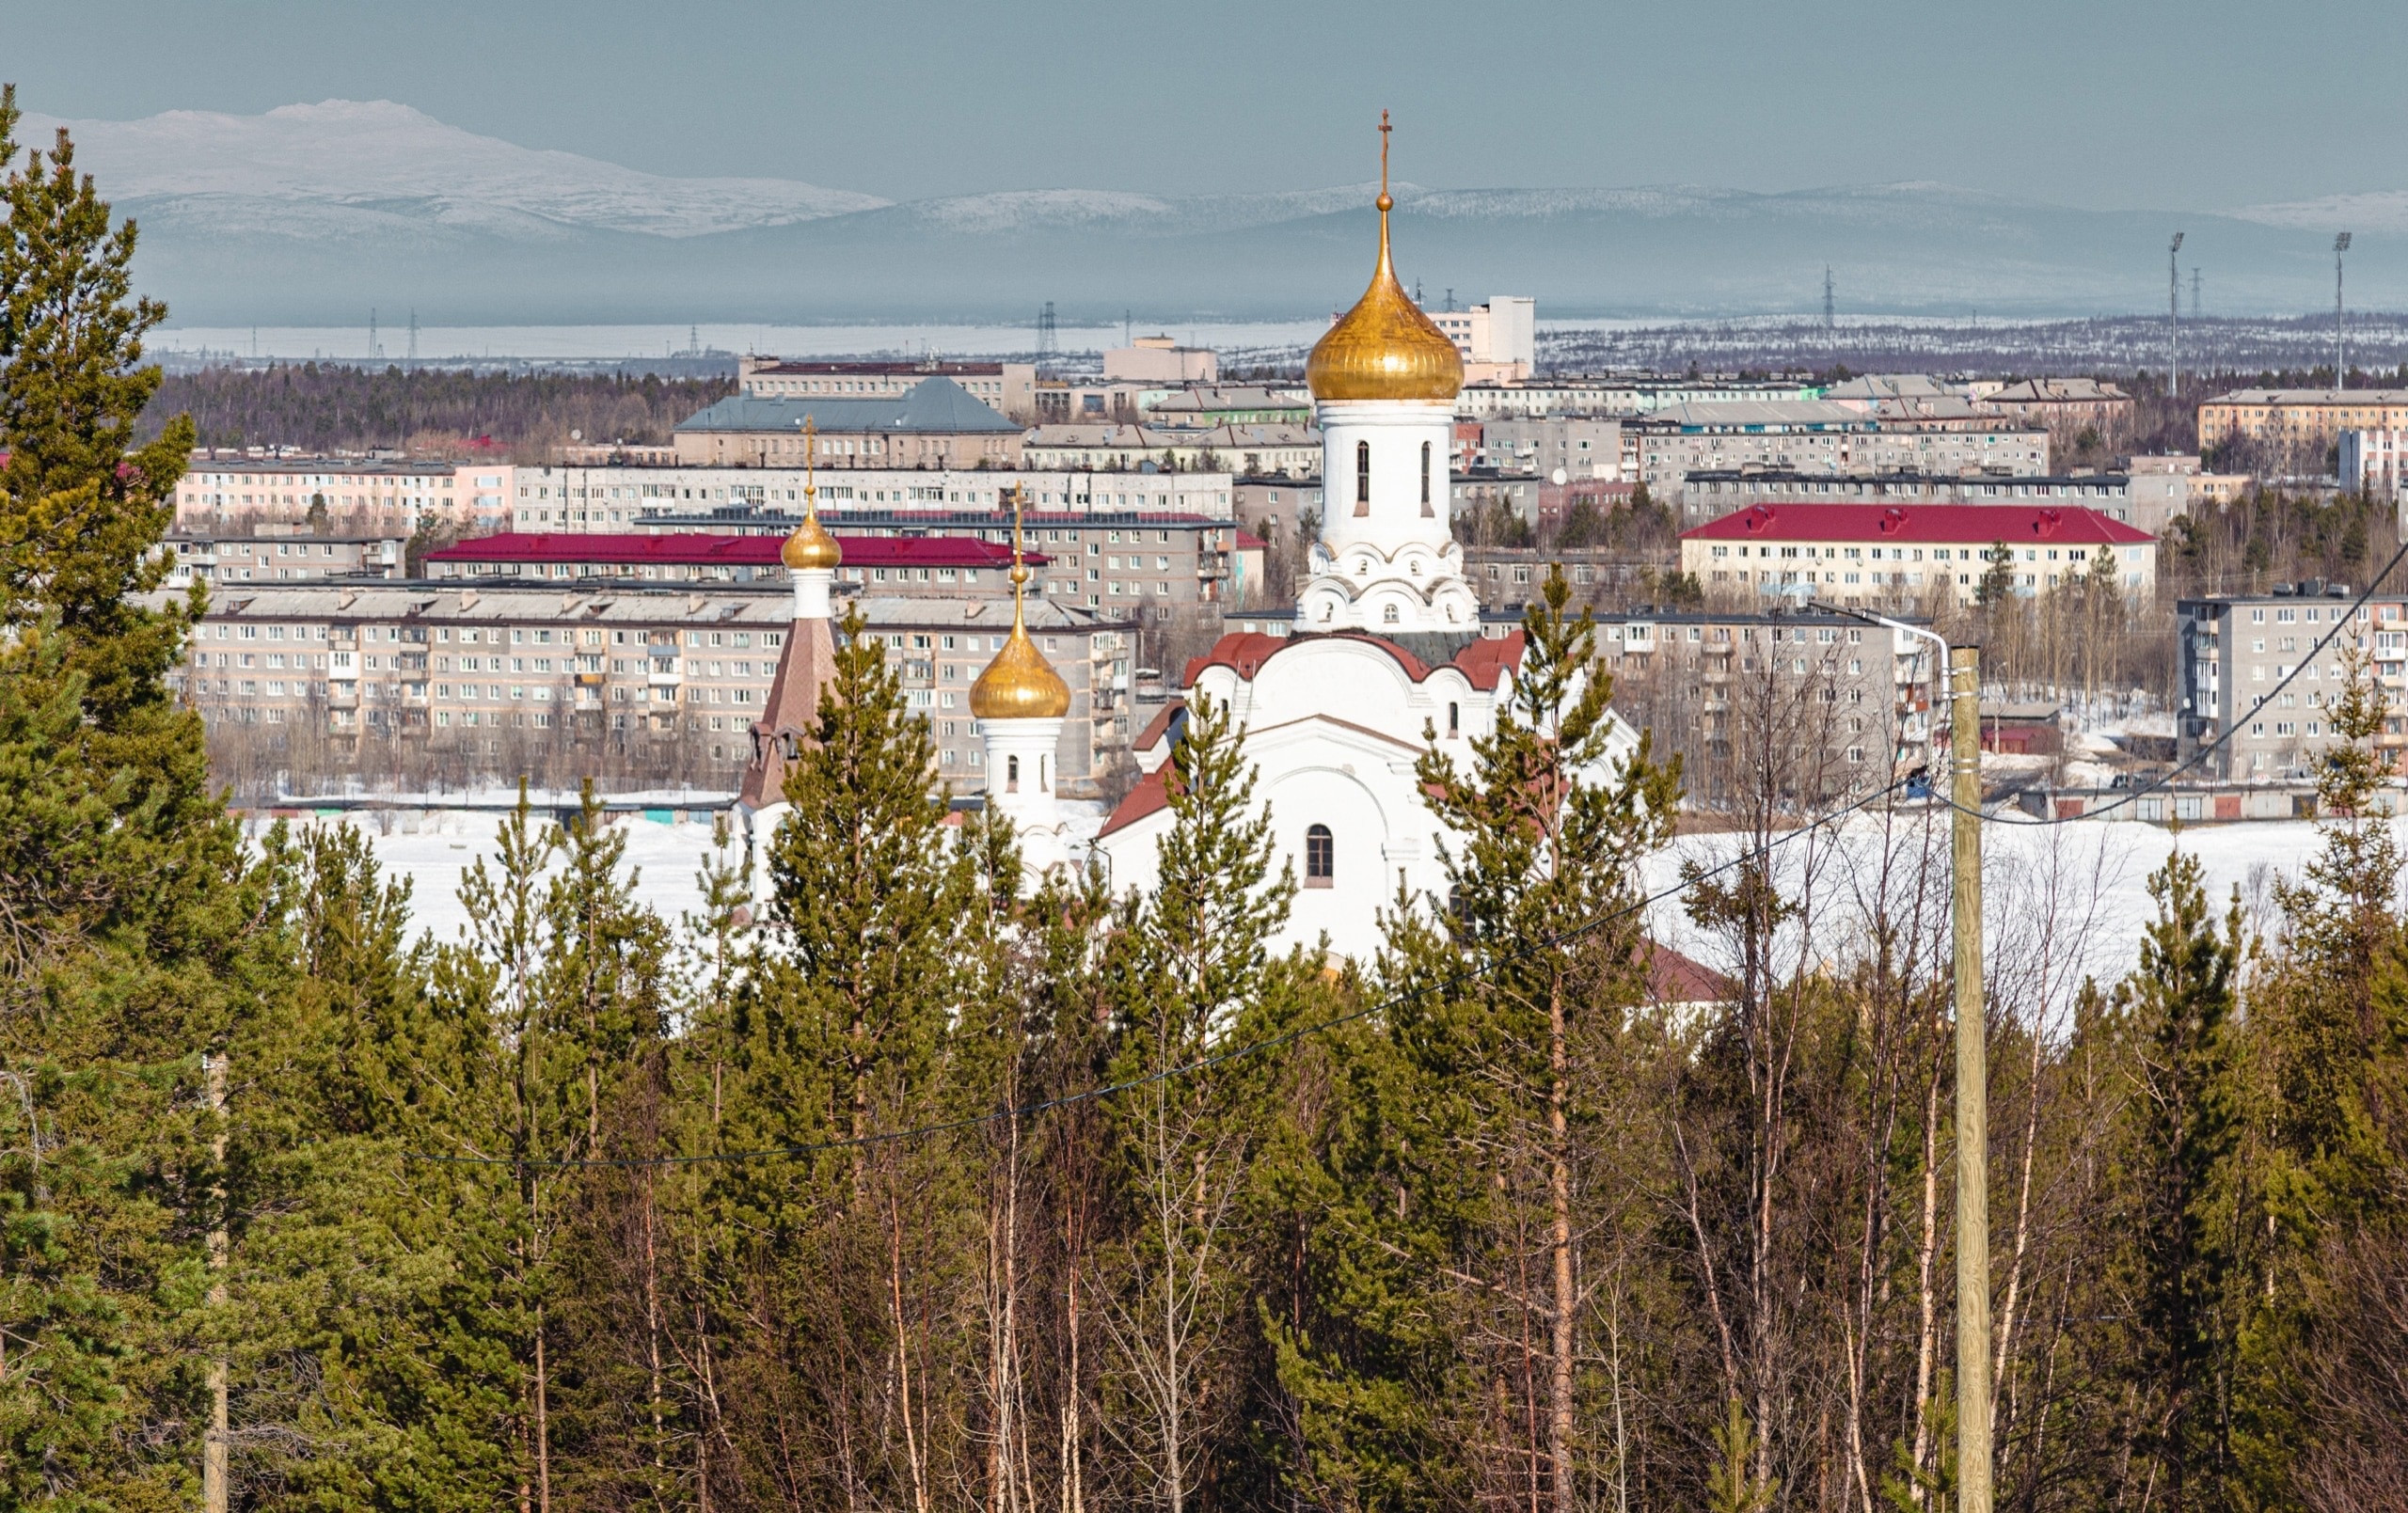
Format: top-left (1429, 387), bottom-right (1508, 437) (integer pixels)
top-left (9, 0), bottom-right (2403, 209)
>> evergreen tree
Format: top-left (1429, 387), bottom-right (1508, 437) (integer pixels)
top-left (0, 90), bottom-right (250, 1513)
top-left (1096, 690), bottom-right (1304, 1513)
top-left (2112, 847), bottom-right (2242, 1511)
top-left (1276, 568), bottom-right (1679, 1512)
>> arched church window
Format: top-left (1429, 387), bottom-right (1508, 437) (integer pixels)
top-left (1448, 701), bottom-right (1460, 736)
top-left (1420, 441), bottom-right (1434, 516)
top-left (1006, 753), bottom-right (1021, 793)
top-left (1354, 440), bottom-right (1371, 515)
top-left (1382, 603), bottom-right (1401, 624)
top-left (1305, 824), bottom-right (1334, 888)
top-left (1040, 755), bottom-right (1050, 793)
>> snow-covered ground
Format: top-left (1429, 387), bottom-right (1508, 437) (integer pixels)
top-left (266, 803), bottom-right (2362, 1010)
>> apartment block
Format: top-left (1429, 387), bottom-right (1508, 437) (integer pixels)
top-left (2175, 582), bottom-right (2408, 780)
top-left (2195, 389), bottom-right (2408, 454)
top-left (1591, 607), bottom-right (1934, 803)
top-left (424, 531), bottom-right (1054, 598)
top-left (174, 456), bottom-right (511, 533)
top-left (673, 379), bottom-right (1023, 469)
top-left (1022, 422), bottom-right (1318, 477)
top-left (168, 583), bottom-right (1135, 796)
top-left (1681, 501), bottom-right (2156, 608)
top-left (505, 464), bottom-right (1236, 530)
top-left (1680, 468), bottom-right (2174, 528)
top-left (1428, 296), bottom-right (1535, 382)
top-left (166, 530), bottom-right (405, 588)
top-left (737, 356), bottom-right (1038, 423)
top-left (1624, 402), bottom-right (2051, 509)
top-left (1455, 377), bottom-right (1824, 420)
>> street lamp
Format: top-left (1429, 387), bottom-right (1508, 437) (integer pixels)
top-left (1815, 600), bottom-right (1991, 1513)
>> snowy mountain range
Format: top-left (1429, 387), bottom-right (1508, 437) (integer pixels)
top-left (22, 100), bottom-right (2408, 326)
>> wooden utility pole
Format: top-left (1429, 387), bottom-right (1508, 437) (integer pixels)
top-left (1949, 647), bottom-right (1992, 1513)
top-left (204, 1052), bottom-right (230, 1513)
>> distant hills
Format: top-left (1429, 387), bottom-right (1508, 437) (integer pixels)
top-left (24, 100), bottom-right (2408, 328)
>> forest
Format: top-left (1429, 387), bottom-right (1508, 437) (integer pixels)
top-left (11, 87), bottom-right (2408, 1513)
top-left (136, 363), bottom-right (736, 460)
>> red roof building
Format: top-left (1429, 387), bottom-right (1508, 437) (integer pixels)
top-left (1678, 501), bottom-right (2156, 606)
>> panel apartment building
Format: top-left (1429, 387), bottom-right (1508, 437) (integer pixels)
top-left (2175, 581), bottom-right (2408, 780)
top-left (736, 356), bottom-right (1039, 423)
top-left (505, 464), bottom-right (1236, 530)
top-left (175, 456), bottom-right (517, 533)
top-left (1680, 501), bottom-right (2156, 608)
top-left (2195, 389), bottom-right (2408, 455)
top-left (1624, 402), bottom-right (2051, 514)
top-left (170, 582), bottom-right (1136, 797)
top-left (671, 379), bottom-right (1025, 469)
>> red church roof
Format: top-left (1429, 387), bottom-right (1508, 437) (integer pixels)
top-left (1681, 502), bottom-right (2152, 546)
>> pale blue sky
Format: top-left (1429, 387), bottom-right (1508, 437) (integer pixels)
top-left (8, 0), bottom-right (2400, 209)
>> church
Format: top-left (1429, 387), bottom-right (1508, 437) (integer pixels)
top-left (740, 121), bottom-right (1636, 959)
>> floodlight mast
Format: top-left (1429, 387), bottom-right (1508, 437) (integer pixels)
top-left (2337, 232), bottom-right (2353, 387)
top-left (2169, 232), bottom-right (2184, 398)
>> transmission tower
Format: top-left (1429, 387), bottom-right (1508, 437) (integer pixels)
top-left (1036, 301), bottom-right (1057, 361)
top-left (2190, 267), bottom-right (2201, 322)
top-left (368, 307), bottom-right (379, 362)
top-left (1822, 266), bottom-right (1835, 347)
top-left (406, 308), bottom-right (419, 368)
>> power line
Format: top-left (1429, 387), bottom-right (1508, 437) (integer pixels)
top-left (406, 775), bottom-right (1914, 1170)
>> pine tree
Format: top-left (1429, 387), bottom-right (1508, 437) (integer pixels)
top-left (0, 92), bottom-right (255, 1513)
top-left (1097, 690), bottom-right (1303, 1513)
top-left (2113, 846), bottom-right (2242, 1511)
top-left (1277, 568), bottom-right (1679, 1511)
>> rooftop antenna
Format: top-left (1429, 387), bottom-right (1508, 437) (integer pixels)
top-left (2168, 231), bottom-right (2183, 398)
top-left (2335, 231), bottom-right (2353, 388)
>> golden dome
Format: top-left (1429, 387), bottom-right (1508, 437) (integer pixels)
top-left (971, 498), bottom-right (1070, 720)
top-left (1306, 116), bottom-right (1462, 402)
top-left (781, 511), bottom-right (841, 572)
top-left (971, 621), bottom-right (1070, 720)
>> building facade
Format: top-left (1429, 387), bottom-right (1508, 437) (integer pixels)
top-left (1680, 501), bottom-right (2156, 607)
top-left (504, 464), bottom-right (1236, 530)
top-left (1021, 422), bottom-right (1319, 476)
top-left (2196, 389), bottom-right (2408, 454)
top-left (173, 456), bottom-right (511, 533)
top-left (737, 356), bottom-right (1038, 423)
top-left (672, 379), bottom-right (1024, 469)
top-left (2176, 581), bottom-right (2407, 780)
top-left (171, 582), bottom-right (1134, 797)
top-left (166, 530), bottom-right (405, 587)
top-left (424, 531), bottom-right (1052, 597)
top-left (1624, 402), bottom-right (2051, 508)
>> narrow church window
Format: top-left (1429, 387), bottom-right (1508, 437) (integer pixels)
top-left (1305, 824), bottom-right (1334, 888)
top-left (1420, 441), bottom-right (1434, 515)
top-left (1354, 441), bottom-right (1370, 515)
top-left (1448, 701), bottom-right (1460, 736)
top-left (1006, 753), bottom-right (1021, 793)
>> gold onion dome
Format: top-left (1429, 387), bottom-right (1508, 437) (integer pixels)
top-left (972, 510), bottom-right (1071, 720)
top-left (1306, 115), bottom-right (1463, 402)
top-left (971, 620), bottom-right (1070, 720)
top-left (781, 508), bottom-right (842, 572)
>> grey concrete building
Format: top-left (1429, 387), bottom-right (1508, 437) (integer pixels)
top-left (2175, 581), bottom-right (2408, 780)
